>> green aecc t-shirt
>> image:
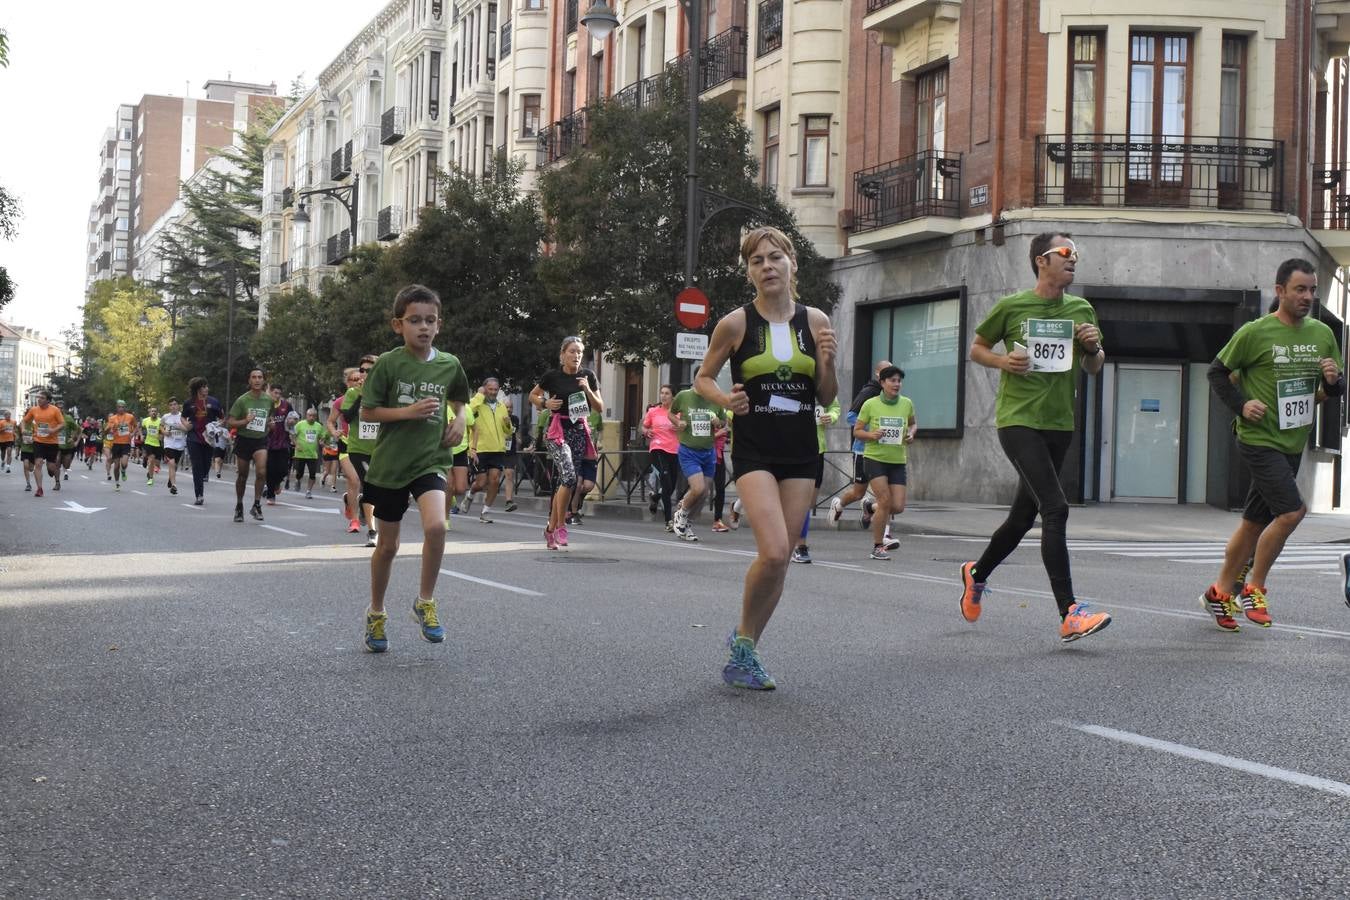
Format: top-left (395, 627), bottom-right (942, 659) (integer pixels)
top-left (858, 394), bottom-right (915, 464)
top-left (975, 290), bottom-right (1100, 431)
top-left (670, 389), bottom-right (722, 451)
top-left (362, 346), bottom-right (471, 488)
top-left (292, 420), bottom-right (327, 460)
top-left (228, 392), bottom-right (275, 440)
top-left (1216, 313), bottom-right (1344, 456)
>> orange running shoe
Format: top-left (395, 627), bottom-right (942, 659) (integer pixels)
top-left (1059, 601), bottom-right (1111, 643)
top-left (1200, 584), bottom-right (1241, 632)
top-left (958, 561), bottom-right (985, 623)
top-left (1240, 584), bottom-right (1272, 627)
top-left (347, 518), bottom-right (360, 534)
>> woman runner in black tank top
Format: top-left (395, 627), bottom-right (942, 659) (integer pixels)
top-left (694, 226), bottom-right (838, 691)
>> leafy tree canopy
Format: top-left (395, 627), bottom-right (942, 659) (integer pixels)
top-left (538, 71), bottom-right (839, 364)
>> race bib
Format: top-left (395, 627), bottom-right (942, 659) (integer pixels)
top-left (567, 391), bottom-right (589, 423)
top-left (36, 423), bottom-right (50, 438)
top-left (1277, 376), bottom-right (1316, 430)
top-left (879, 416), bottom-right (906, 445)
top-left (147, 425), bottom-right (159, 438)
top-left (304, 431), bottom-right (317, 443)
top-left (359, 420), bottom-right (380, 442)
top-left (768, 394), bottom-right (802, 414)
top-left (1026, 318), bottom-right (1074, 373)
top-left (691, 411), bottom-right (712, 438)
top-left (117, 424), bottom-right (130, 436)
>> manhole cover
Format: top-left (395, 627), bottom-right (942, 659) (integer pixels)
top-left (542, 556), bottom-right (621, 564)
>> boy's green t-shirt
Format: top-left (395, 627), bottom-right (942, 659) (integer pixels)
top-left (292, 420), bottom-right (327, 459)
top-left (1216, 313), bottom-right (1344, 455)
top-left (362, 346), bottom-right (471, 488)
top-left (857, 394), bottom-right (915, 464)
top-left (228, 392), bottom-right (276, 440)
top-left (670, 389), bottom-right (722, 450)
top-left (974, 290), bottom-right (1100, 431)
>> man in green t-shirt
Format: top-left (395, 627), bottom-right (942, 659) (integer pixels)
top-left (290, 408), bottom-right (328, 499)
top-left (959, 232), bottom-right (1112, 643)
top-left (852, 366), bottom-right (914, 561)
top-left (358, 284), bottom-right (470, 653)
top-left (668, 387), bottom-right (724, 543)
top-left (141, 406), bottom-right (164, 487)
top-left (1202, 258), bottom-right (1344, 630)
top-left (225, 368), bottom-right (275, 523)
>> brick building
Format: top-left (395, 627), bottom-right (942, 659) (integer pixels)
top-left (833, 0), bottom-right (1350, 512)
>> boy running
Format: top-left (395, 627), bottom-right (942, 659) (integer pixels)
top-left (359, 284), bottom-right (470, 653)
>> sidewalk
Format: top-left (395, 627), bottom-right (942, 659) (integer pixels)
top-left (499, 491), bottom-right (1350, 544)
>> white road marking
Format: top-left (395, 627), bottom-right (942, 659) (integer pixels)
top-left (80, 475), bottom-right (88, 480)
top-left (438, 568), bottom-right (544, 596)
top-left (132, 490), bottom-right (147, 496)
top-left (272, 501), bottom-right (340, 514)
top-left (181, 504), bottom-right (203, 511)
top-left (259, 524), bottom-right (306, 537)
top-left (1056, 720), bottom-right (1350, 799)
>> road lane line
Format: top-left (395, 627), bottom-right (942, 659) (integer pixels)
top-left (438, 568), bottom-right (544, 596)
top-left (259, 524), bottom-right (306, 537)
top-left (132, 490), bottom-right (147, 495)
top-left (272, 501), bottom-right (340, 514)
top-left (181, 503), bottom-right (203, 511)
top-left (1055, 720), bottom-right (1350, 799)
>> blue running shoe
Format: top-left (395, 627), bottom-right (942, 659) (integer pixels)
top-left (412, 598), bottom-right (445, 643)
top-left (364, 609), bottom-right (388, 653)
top-left (722, 631), bottom-right (776, 690)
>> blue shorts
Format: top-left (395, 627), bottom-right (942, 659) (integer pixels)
top-left (677, 444), bottom-right (716, 479)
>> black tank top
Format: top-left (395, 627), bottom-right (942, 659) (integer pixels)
top-left (729, 302), bottom-right (818, 464)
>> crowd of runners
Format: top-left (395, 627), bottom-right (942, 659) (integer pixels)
top-left (7, 228), bottom-right (1347, 690)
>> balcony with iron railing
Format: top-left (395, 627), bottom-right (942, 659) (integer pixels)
top-left (500, 20), bottom-right (512, 58)
top-left (850, 149), bottom-right (963, 250)
top-left (325, 229), bottom-right (352, 265)
top-left (1034, 134), bottom-right (1285, 214)
top-left (757, 0), bottom-right (782, 57)
top-left (377, 205), bottom-right (404, 241)
top-left (279, 261), bottom-right (291, 283)
top-left (330, 143), bottom-right (352, 181)
top-left (537, 107), bottom-right (590, 167)
top-left (1311, 167), bottom-right (1350, 264)
top-left (565, 0), bottom-right (578, 33)
top-left (671, 27), bottom-right (748, 96)
top-left (381, 107), bottom-right (408, 145)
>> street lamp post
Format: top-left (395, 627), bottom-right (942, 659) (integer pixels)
top-left (292, 175), bottom-right (360, 263)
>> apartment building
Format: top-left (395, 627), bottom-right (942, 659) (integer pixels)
top-left (832, 0), bottom-right (1350, 512)
top-left (86, 106), bottom-right (136, 291)
top-left (86, 80), bottom-right (277, 294)
top-left (0, 321), bottom-right (72, 414)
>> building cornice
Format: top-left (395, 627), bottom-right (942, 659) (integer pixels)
top-left (319, 0), bottom-right (413, 87)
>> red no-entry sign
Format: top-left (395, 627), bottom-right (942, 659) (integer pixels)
top-left (675, 287), bottom-right (710, 329)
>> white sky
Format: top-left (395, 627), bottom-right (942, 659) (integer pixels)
top-left (0, 2), bottom-right (384, 343)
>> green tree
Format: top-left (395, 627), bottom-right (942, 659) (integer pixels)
top-left (154, 100), bottom-right (284, 382)
top-left (538, 72), bottom-right (839, 364)
top-left (0, 28), bottom-right (9, 68)
top-left (249, 285), bottom-right (336, 407)
top-left (396, 159), bottom-right (567, 388)
top-left (0, 176), bottom-right (18, 313)
top-left (86, 287), bottom-right (171, 407)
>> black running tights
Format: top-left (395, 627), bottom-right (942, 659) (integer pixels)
top-left (974, 426), bottom-right (1076, 616)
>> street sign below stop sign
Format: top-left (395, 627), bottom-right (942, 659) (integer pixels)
top-left (675, 287), bottom-right (710, 329)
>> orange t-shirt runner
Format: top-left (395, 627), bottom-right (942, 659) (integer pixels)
top-left (107, 412), bottom-right (137, 445)
top-left (23, 406), bottom-right (65, 445)
top-left (0, 417), bottom-right (14, 443)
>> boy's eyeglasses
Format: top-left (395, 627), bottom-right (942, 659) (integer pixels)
top-left (1040, 246), bottom-right (1079, 262)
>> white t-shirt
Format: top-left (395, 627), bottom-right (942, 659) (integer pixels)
top-left (161, 413), bottom-right (188, 450)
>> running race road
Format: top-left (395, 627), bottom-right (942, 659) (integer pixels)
top-left (3, 472), bottom-right (1349, 898)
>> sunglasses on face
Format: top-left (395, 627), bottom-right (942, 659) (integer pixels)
top-left (1041, 246), bottom-right (1079, 262)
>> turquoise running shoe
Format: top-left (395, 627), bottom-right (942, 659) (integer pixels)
top-left (722, 631), bottom-right (776, 690)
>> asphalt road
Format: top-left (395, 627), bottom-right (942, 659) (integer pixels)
top-left (3, 464), bottom-right (1349, 898)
